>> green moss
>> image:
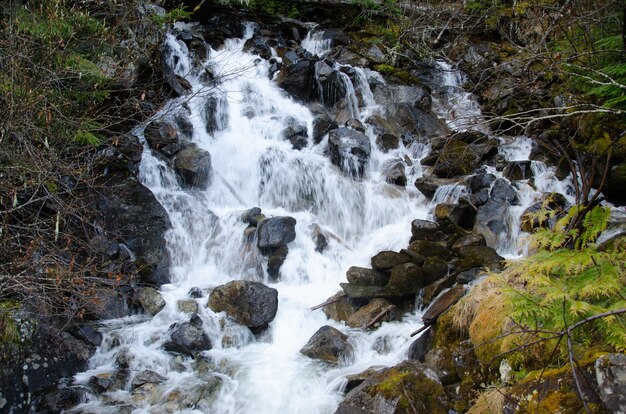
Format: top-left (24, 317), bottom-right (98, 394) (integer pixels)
top-left (374, 63), bottom-right (395, 73)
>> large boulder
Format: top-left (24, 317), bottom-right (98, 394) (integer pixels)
top-left (276, 59), bottom-right (315, 102)
top-left (256, 216), bottom-right (297, 252)
top-left (0, 317), bottom-right (93, 413)
top-left (410, 219), bottom-right (446, 243)
top-left (323, 291), bottom-right (358, 323)
top-left (207, 281), bottom-right (278, 330)
top-left (414, 175), bottom-right (458, 199)
top-left (328, 127), bottom-right (372, 178)
top-left (95, 175), bottom-right (171, 285)
top-left (163, 320), bottom-right (212, 356)
top-left (300, 325), bottom-right (353, 364)
top-left (346, 266), bottom-right (390, 286)
top-left (334, 360), bottom-right (449, 414)
top-left (434, 203), bottom-right (476, 230)
top-left (432, 140), bottom-right (479, 178)
top-left (490, 178), bottom-right (518, 205)
top-left (174, 144), bottom-right (212, 189)
top-left (387, 263), bottom-right (424, 294)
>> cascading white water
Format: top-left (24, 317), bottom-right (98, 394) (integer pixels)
top-left (71, 25), bottom-right (574, 414)
top-left (71, 26), bottom-right (431, 414)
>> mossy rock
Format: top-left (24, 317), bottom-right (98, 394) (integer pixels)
top-left (335, 360), bottom-right (449, 413)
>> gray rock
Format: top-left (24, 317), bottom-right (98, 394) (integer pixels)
top-left (207, 281), bottom-right (278, 330)
top-left (371, 251), bottom-right (411, 271)
top-left (312, 111), bottom-right (338, 144)
top-left (300, 325), bottom-right (353, 364)
top-left (346, 266), bottom-right (390, 287)
top-left (256, 216), bottom-right (297, 252)
top-left (322, 291), bottom-right (358, 323)
top-left (174, 144), bottom-right (212, 189)
top-left (475, 199), bottom-right (510, 248)
top-left (267, 245), bottom-right (289, 281)
top-left (388, 262), bottom-right (424, 294)
top-left (595, 353), bottom-right (626, 414)
top-left (490, 178), bottom-right (518, 205)
top-left (468, 172), bottom-right (496, 193)
top-left (276, 59), bottom-right (315, 102)
top-left (408, 325), bottom-right (435, 362)
top-left (381, 159), bottom-right (407, 186)
top-left (504, 160), bottom-right (533, 181)
top-left (188, 287), bottom-right (203, 299)
top-left (434, 202), bottom-right (476, 230)
top-left (410, 219), bottom-right (444, 242)
top-left (241, 207), bottom-right (264, 226)
top-left (137, 287), bottom-right (166, 315)
top-left (163, 322), bottom-right (212, 356)
top-left (328, 128), bottom-right (371, 178)
top-left (131, 370), bottom-right (166, 389)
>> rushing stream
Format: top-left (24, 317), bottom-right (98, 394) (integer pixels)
top-left (71, 23), bottom-right (573, 414)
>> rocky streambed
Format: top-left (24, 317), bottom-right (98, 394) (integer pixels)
top-left (5, 3), bottom-right (625, 414)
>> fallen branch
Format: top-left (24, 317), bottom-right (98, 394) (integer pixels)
top-left (362, 305), bottom-right (396, 329)
top-left (310, 293), bottom-right (347, 311)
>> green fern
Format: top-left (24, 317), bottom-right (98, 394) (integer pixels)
top-left (506, 206), bottom-right (626, 356)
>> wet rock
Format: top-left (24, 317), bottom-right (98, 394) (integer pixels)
top-left (39, 386), bottom-right (90, 413)
top-left (456, 267), bottom-right (482, 284)
top-left (410, 219), bottom-right (445, 242)
top-left (346, 298), bottom-right (401, 328)
top-left (381, 159), bottom-right (407, 186)
top-left (162, 374), bottom-right (223, 412)
top-left (68, 324), bottom-right (103, 348)
top-left (276, 59), bottom-right (315, 102)
top-left (421, 257), bottom-right (449, 286)
top-left (595, 353), bottom-right (626, 413)
top-left (388, 262), bottom-right (424, 294)
top-left (432, 140), bottom-right (479, 178)
top-left (137, 286), bottom-right (166, 315)
top-left (340, 283), bottom-right (401, 300)
top-left (177, 300), bottom-right (199, 314)
top-left (282, 119), bottom-right (309, 150)
top-left (455, 245), bottom-right (504, 270)
top-left (414, 175), bottom-right (458, 199)
top-left (334, 360), bottom-right (449, 414)
top-left (328, 127), bottom-right (372, 178)
top-left (375, 131), bottom-right (399, 152)
top-left (490, 178), bottom-right (518, 205)
top-left (407, 240), bottom-right (451, 259)
top-left (89, 235), bottom-right (120, 259)
top-left (468, 172), bottom-right (496, 193)
top-left (174, 144), bottom-right (212, 189)
top-left (267, 245), bottom-right (289, 281)
top-left (434, 203), bottom-right (476, 230)
top-left (207, 280), bottom-right (278, 330)
top-left (323, 291), bottom-right (358, 323)
top-left (131, 370), bottom-right (166, 389)
top-left (256, 216), bottom-right (297, 252)
top-left (204, 95), bottom-right (229, 134)
top-left (345, 118), bottom-right (365, 132)
top-left (371, 251), bottom-right (411, 271)
top-left (344, 368), bottom-right (382, 393)
top-left (504, 160), bottom-right (533, 181)
top-left (312, 111), bottom-right (338, 144)
top-left (300, 325), bottom-right (353, 364)
top-left (188, 287), bottom-right (203, 299)
top-left (312, 224), bottom-right (328, 253)
top-left (88, 374), bottom-right (113, 393)
top-left (451, 232), bottom-right (486, 251)
top-left (163, 321), bottom-right (212, 356)
top-left (144, 120), bottom-right (181, 155)
top-left (243, 36), bottom-right (272, 60)
top-left (346, 266), bottom-right (390, 287)
top-left (241, 207), bottom-right (264, 227)
top-left (96, 175), bottom-right (171, 285)
top-left (408, 325), bottom-right (435, 362)
top-left (316, 29), bottom-right (351, 48)
top-left (475, 199), bottom-right (510, 248)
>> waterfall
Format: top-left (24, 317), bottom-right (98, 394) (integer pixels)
top-left (69, 25), bottom-right (573, 414)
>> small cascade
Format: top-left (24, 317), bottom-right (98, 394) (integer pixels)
top-left (68, 21), bottom-right (575, 414)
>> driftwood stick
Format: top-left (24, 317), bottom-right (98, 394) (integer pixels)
top-left (362, 305), bottom-right (396, 329)
top-left (310, 293), bottom-right (347, 311)
top-left (410, 324), bottom-right (430, 337)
